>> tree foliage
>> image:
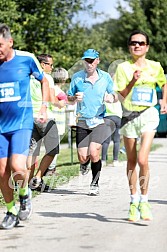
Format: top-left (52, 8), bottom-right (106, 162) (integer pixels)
top-left (0, 0), bottom-right (128, 72)
top-left (0, 0), bottom-right (98, 69)
top-left (0, 0), bottom-right (167, 72)
top-left (106, 0), bottom-right (167, 72)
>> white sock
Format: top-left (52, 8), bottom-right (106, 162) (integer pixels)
top-left (140, 194), bottom-right (148, 203)
top-left (130, 193), bottom-right (139, 203)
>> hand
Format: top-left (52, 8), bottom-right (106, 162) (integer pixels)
top-left (58, 100), bottom-right (66, 108)
top-left (104, 93), bottom-right (115, 103)
top-left (37, 106), bottom-right (47, 123)
top-left (133, 70), bottom-right (141, 81)
top-left (75, 92), bottom-right (84, 102)
top-left (159, 99), bottom-right (167, 114)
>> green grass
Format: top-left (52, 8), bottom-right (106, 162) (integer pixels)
top-left (0, 142), bottom-right (162, 207)
top-left (43, 147), bottom-right (80, 189)
top-left (150, 143), bottom-right (162, 151)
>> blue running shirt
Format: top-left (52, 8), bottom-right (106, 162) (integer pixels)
top-left (0, 50), bottom-right (44, 133)
top-left (68, 69), bottom-right (115, 119)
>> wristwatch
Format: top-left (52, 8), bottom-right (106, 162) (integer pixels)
top-left (42, 101), bottom-right (49, 107)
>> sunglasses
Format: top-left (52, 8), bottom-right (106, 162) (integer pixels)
top-left (129, 41), bottom-right (147, 46)
top-left (84, 58), bottom-right (95, 64)
top-left (43, 62), bottom-right (53, 67)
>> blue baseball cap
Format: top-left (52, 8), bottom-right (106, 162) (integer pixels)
top-left (81, 49), bottom-right (99, 59)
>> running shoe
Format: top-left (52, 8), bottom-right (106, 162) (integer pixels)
top-left (139, 202), bottom-right (153, 220)
top-left (18, 188), bottom-right (32, 221)
top-left (80, 163), bottom-right (90, 175)
top-left (112, 160), bottom-right (123, 167)
top-left (29, 177), bottom-right (41, 189)
top-left (89, 184), bottom-right (99, 196)
top-left (34, 179), bottom-right (51, 193)
top-left (101, 160), bottom-right (107, 167)
top-left (0, 212), bottom-right (19, 229)
top-left (128, 202), bottom-right (140, 222)
top-left (120, 146), bottom-right (126, 154)
top-left (43, 167), bottom-right (56, 176)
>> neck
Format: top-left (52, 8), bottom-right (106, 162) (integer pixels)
top-left (132, 56), bottom-right (147, 68)
top-left (5, 48), bottom-right (15, 62)
top-left (86, 70), bottom-right (99, 85)
top-left (86, 69), bottom-right (98, 78)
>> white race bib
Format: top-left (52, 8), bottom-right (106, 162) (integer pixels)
top-left (0, 82), bottom-right (21, 102)
top-left (131, 87), bottom-right (153, 106)
top-left (86, 117), bottom-right (104, 128)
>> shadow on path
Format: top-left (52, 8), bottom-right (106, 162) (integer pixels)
top-left (36, 212), bottom-right (149, 226)
top-left (149, 199), bottom-right (167, 205)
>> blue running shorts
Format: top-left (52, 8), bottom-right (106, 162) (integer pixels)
top-left (0, 129), bottom-right (32, 158)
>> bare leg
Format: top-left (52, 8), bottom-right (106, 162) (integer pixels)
top-left (35, 154), bottom-right (55, 178)
top-left (0, 154), bottom-right (28, 203)
top-left (26, 155), bottom-right (37, 182)
top-left (77, 146), bottom-right (89, 164)
top-left (138, 132), bottom-right (155, 195)
top-left (124, 136), bottom-right (138, 195)
top-left (0, 157), bottom-right (13, 203)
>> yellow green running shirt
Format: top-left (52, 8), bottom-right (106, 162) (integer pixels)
top-left (114, 59), bottom-right (166, 112)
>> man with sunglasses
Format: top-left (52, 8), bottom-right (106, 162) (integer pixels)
top-left (68, 49), bottom-right (118, 195)
top-left (114, 30), bottom-right (167, 222)
top-left (27, 54), bottom-right (65, 192)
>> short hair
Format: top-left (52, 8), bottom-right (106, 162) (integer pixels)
top-left (37, 54), bottom-right (53, 63)
top-left (127, 30), bottom-right (150, 46)
top-left (0, 24), bottom-right (12, 39)
top-left (52, 68), bottom-right (69, 83)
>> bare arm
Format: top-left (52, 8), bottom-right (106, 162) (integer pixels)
top-left (41, 76), bottom-right (50, 102)
top-left (68, 95), bottom-right (77, 103)
top-left (160, 83), bottom-right (167, 114)
top-left (104, 93), bottom-right (118, 103)
top-left (49, 87), bottom-right (67, 108)
top-left (49, 87), bottom-right (61, 108)
top-left (67, 93), bottom-right (83, 104)
top-left (119, 70), bottom-right (141, 99)
top-left (37, 76), bottom-right (49, 123)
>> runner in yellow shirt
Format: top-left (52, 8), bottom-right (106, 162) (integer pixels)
top-left (114, 30), bottom-right (167, 222)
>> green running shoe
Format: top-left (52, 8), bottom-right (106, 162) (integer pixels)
top-left (139, 202), bottom-right (153, 220)
top-left (128, 202), bottom-right (140, 222)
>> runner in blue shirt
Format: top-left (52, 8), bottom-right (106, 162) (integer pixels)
top-left (68, 49), bottom-right (118, 195)
top-left (0, 24), bottom-right (49, 229)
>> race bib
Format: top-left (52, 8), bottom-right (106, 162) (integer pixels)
top-left (0, 82), bottom-right (21, 102)
top-left (131, 87), bottom-right (153, 106)
top-left (86, 117), bottom-right (104, 128)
